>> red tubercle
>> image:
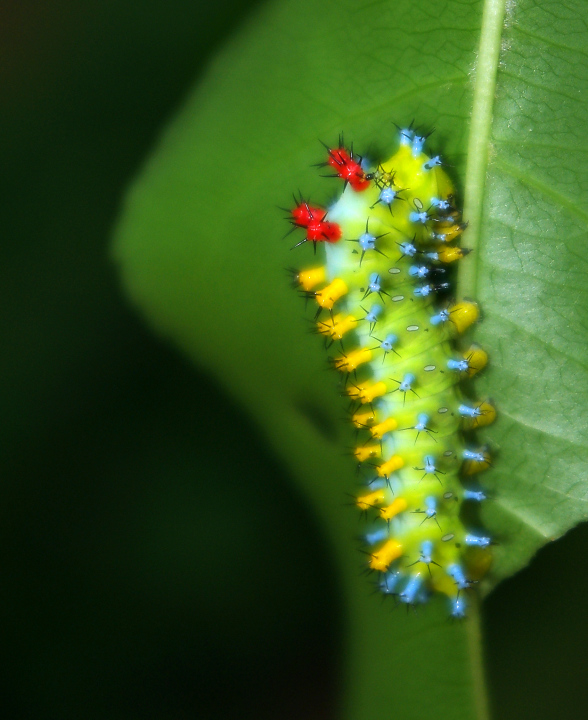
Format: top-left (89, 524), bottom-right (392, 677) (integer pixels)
top-left (307, 219), bottom-right (342, 243)
top-left (327, 147), bottom-right (353, 169)
top-left (289, 200), bottom-right (342, 243)
top-left (291, 202), bottom-right (327, 228)
top-left (327, 146), bottom-right (370, 192)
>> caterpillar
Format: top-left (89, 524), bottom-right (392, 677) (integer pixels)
top-left (286, 125), bottom-right (494, 618)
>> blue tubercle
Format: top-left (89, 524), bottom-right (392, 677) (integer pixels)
top-left (447, 358), bottom-right (470, 372)
top-left (447, 563), bottom-right (470, 590)
top-left (423, 156), bottom-right (442, 171)
top-left (399, 128), bottom-right (414, 146)
top-left (450, 594), bottom-right (467, 619)
top-left (430, 194), bottom-right (450, 209)
top-left (463, 449), bottom-right (485, 463)
top-left (399, 373), bottom-right (415, 393)
top-left (463, 489), bottom-right (487, 502)
top-left (424, 496), bottom-right (437, 519)
top-left (364, 527), bottom-right (389, 546)
top-left (380, 571), bottom-right (402, 595)
top-left (411, 135), bottom-right (426, 157)
top-left (409, 264), bottom-right (430, 278)
top-left (419, 540), bottom-right (434, 565)
top-left (398, 241), bottom-right (417, 257)
top-left (464, 534), bottom-right (491, 548)
top-left (430, 309), bottom-right (450, 325)
top-left (364, 304), bottom-right (382, 333)
top-left (379, 187), bottom-right (397, 205)
top-left (414, 284), bottom-right (434, 297)
top-left (458, 404), bottom-right (482, 418)
top-left (409, 209), bottom-right (429, 224)
top-left (359, 232), bottom-right (376, 251)
top-left (400, 574), bottom-right (423, 604)
top-left (368, 273), bottom-right (381, 293)
top-left (380, 334), bottom-right (398, 352)
top-left (415, 413), bottom-right (429, 432)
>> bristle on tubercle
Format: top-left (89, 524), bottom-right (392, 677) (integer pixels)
top-left (284, 127), bottom-right (494, 619)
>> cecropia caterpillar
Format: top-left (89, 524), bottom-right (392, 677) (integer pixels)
top-left (286, 125), bottom-right (494, 618)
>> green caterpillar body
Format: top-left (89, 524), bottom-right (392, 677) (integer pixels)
top-left (289, 128), bottom-right (493, 617)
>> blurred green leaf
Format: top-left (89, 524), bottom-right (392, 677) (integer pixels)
top-left (112, 0), bottom-right (588, 718)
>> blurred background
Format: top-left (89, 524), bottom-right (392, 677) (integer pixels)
top-left (1, 1), bottom-right (587, 718)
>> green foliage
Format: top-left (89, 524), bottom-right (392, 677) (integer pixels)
top-left (113, 0), bottom-right (588, 718)
top-left (469, 0), bottom-right (588, 586)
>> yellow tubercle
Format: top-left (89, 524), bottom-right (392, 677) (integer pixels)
top-left (348, 381), bottom-right (387, 404)
top-left (380, 497), bottom-right (408, 521)
top-left (434, 211), bottom-right (462, 228)
top-left (463, 449), bottom-right (491, 475)
top-left (465, 344), bottom-right (488, 377)
top-left (435, 224), bottom-right (466, 243)
top-left (437, 246), bottom-right (467, 263)
top-left (354, 444), bottom-right (381, 462)
top-left (463, 400), bottom-right (496, 430)
top-left (377, 455), bottom-right (404, 478)
top-left (370, 417), bottom-right (398, 439)
top-left (298, 266), bottom-right (326, 291)
top-left (352, 410), bottom-right (375, 428)
top-left (335, 347), bottom-right (372, 373)
top-left (449, 301), bottom-right (479, 333)
top-left (370, 539), bottom-right (403, 572)
top-left (464, 547), bottom-right (493, 580)
top-left (317, 313), bottom-right (357, 340)
top-left (315, 278), bottom-right (347, 310)
top-left (356, 489), bottom-right (386, 510)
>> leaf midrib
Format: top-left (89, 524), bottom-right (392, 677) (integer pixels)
top-left (459, 2), bottom-right (507, 719)
top-left (459, 0), bottom-right (508, 299)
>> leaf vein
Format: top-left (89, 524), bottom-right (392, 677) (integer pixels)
top-left (492, 156), bottom-right (588, 223)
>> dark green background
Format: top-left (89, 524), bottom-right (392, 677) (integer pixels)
top-left (1, 1), bottom-right (586, 718)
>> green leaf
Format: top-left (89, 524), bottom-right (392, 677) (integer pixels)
top-left (112, 0), bottom-right (588, 718)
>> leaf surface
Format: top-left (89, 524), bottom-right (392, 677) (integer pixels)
top-left (112, 0), bottom-right (588, 717)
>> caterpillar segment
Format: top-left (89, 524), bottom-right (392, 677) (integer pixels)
top-left (287, 127), bottom-right (494, 618)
